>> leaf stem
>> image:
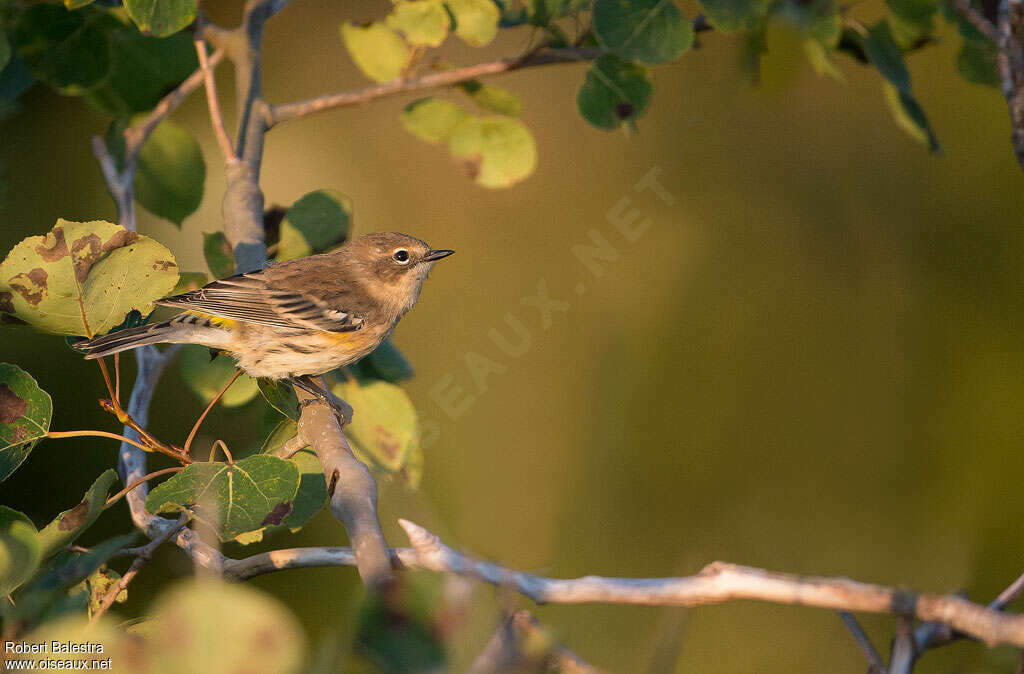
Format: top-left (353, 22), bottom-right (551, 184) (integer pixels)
top-left (47, 430), bottom-right (151, 453)
top-left (184, 369), bottom-right (243, 456)
top-left (105, 467), bottom-right (185, 508)
top-left (209, 439), bottom-right (234, 465)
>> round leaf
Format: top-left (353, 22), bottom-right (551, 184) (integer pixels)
top-left (333, 379), bottom-right (420, 473)
top-left (146, 455), bottom-right (301, 541)
top-left (179, 345), bottom-right (259, 408)
top-left (459, 80), bottom-right (523, 116)
top-left (135, 119), bottom-right (205, 225)
top-left (202, 231), bottom-right (235, 279)
top-left (86, 29), bottom-right (197, 116)
top-left (387, 0), bottom-right (451, 47)
top-left (0, 219), bottom-right (180, 336)
top-left (577, 53), bottom-right (652, 130)
top-left (146, 580), bottom-right (305, 673)
top-left (258, 378), bottom-right (300, 421)
top-left (699, 0), bottom-right (769, 31)
top-left (592, 0), bottom-right (694, 64)
top-left (0, 363), bottom-right (52, 482)
top-left (0, 521), bottom-right (40, 597)
top-left (447, 116), bottom-right (537, 188)
top-left (275, 190), bottom-right (353, 262)
top-left (12, 4), bottom-right (116, 93)
top-left (400, 98), bottom-right (469, 143)
top-left (124, 0), bottom-right (199, 38)
top-left (446, 0), bottom-right (501, 46)
top-left (341, 22), bottom-right (412, 83)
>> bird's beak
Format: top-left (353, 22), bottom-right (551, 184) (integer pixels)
top-left (423, 249), bottom-right (455, 262)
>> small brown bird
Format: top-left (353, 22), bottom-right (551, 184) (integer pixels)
top-left (74, 232), bottom-right (453, 398)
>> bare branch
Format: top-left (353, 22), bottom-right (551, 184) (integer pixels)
top-left (295, 390), bottom-right (393, 587)
top-left (90, 515), bottom-right (188, 623)
top-left (397, 519), bottom-right (1024, 649)
top-left (946, 0), bottom-right (1001, 42)
top-left (195, 15), bottom-right (236, 162)
top-left (268, 47), bottom-right (603, 126)
top-left (222, 546), bottom-right (417, 580)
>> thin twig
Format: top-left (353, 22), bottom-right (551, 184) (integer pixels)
top-left (268, 47), bottom-right (603, 126)
top-left (184, 368), bottom-right (243, 456)
top-left (47, 430), bottom-right (152, 454)
top-left (838, 611), bottom-right (885, 673)
top-left (113, 353), bottom-right (121, 406)
top-left (469, 609), bottom-right (603, 673)
top-left (105, 467), bottom-right (185, 508)
top-left (946, 0), bottom-right (1001, 42)
top-left (89, 515), bottom-right (188, 624)
top-left (195, 14), bottom-right (236, 161)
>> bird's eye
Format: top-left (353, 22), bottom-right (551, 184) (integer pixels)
top-left (393, 249), bottom-right (410, 264)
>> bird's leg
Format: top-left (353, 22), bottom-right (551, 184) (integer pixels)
top-left (288, 375), bottom-right (353, 426)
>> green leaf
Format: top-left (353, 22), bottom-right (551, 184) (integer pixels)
top-left (355, 575), bottom-right (446, 672)
top-left (146, 580), bottom-right (305, 672)
top-left (577, 53), bottom-right (652, 130)
top-left (387, 0), bottom-right (451, 47)
top-left (958, 36), bottom-right (999, 87)
top-left (251, 422), bottom-right (327, 539)
top-left (0, 521), bottom-right (40, 597)
top-left (400, 98), bottom-right (469, 143)
top-left (0, 54), bottom-right (36, 121)
top-left (258, 378), bottom-right (300, 421)
top-left (447, 116), bottom-right (537, 188)
top-left (883, 81), bottom-right (941, 153)
top-left (349, 338), bottom-right (416, 383)
top-left (699, 0), bottom-right (768, 31)
top-left (446, 0), bottom-right (501, 46)
top-left (0, 506), bottom-right (34, 531)
top-left (528, 0), bottom-right (588, 26)
top-left (179, 345), bottom-right (259, 408)
top-left (459, 80), bottom-right (523, 116)
top-left (171, 271), bottom-right (209, 295)
top-left (787, 0), bottom-right (841, 48)
top-left (202, 231), bottom-right (235, 279)
top-left (0, 364), bottom-right (52, 482)
top-left (36, 470), bottom-right (118, 560)
top-left (804, 37), bottom-right (844, 81)
top-left (135, 119), bottom-right (205, 225)
top-left (333, 379), bottom-right (420, 473)
top-left (31, 533), bottom-right (136, 594)
top-left (65, 0), bottom-right (97, 8)
top-left (85, 29), bottom-right (197, 117)
top-left (592, 0), bottom-right (694, 64)
top-left (124, 0), bottom-right (199, 38)
top-left (0, 219), bottom-right (180, 336)
top-left (275, 190), bottom-right (353, 262)
top-left (863, 20), bottom-right (911, 93)
top-left (886, 0), bottom-right (938, 32)
top-left (341, 22), bottom-right (412, 83)
top-left (12, 4), bottom-right (117, 93)
top-left (146, 455), bottom-right (300, 541)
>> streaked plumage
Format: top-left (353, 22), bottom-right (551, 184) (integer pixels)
top-left (73, 232), bottom-right (453, 380)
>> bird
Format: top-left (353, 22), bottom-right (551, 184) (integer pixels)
top-left (73, 232), bottom-right (453, 406)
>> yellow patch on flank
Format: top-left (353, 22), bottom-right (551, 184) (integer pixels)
top-left (186, 310), bottom-right (239, 329)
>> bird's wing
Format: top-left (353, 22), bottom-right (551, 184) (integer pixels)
top-left (157, 269), bottom-right (364, 332)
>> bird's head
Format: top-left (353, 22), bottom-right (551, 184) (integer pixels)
top-left (349, 232), bottom-right (454, 314)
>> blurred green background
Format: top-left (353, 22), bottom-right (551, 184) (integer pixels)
top-left (4, 0), bottom-right (1024, 671)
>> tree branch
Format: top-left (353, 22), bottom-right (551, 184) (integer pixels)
top-left (396, 519), bottom-right (1024, 649)
top-left (838, 611), bottom-right (885, 673)
top-left (947, 0), bottom-right (1001, 42)
top-left (194, 14), bottom-right (236, 162)
top-left (222, 545), bottom-right (417, 580)
top-left (267, 47), bottom-right (603, 127)
top-left (468, 609), bottom-right (602, 674)
top-left (295, 390), bottom-right (393, 587)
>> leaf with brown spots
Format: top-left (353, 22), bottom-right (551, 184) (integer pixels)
top-left (36, 470), bottom-right (118, 559)
top-left (0, 363), bottom-right (52, 482)
top-left (145, 455), bottom-right (299, 541)
top-left (333, 379), bottom-right (421, 474)
top-left (0, 219), bottom-right (179, 336)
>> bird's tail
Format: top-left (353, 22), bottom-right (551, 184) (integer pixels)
top-left (73, 314), bottom-right (232, 359)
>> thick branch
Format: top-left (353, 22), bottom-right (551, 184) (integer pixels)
top-left (295, 391), bottom-right (393, 587)
top-left (268, 47), bottom-right (603, 126)
top-left (397, 520), bottom-right (1024, 649)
